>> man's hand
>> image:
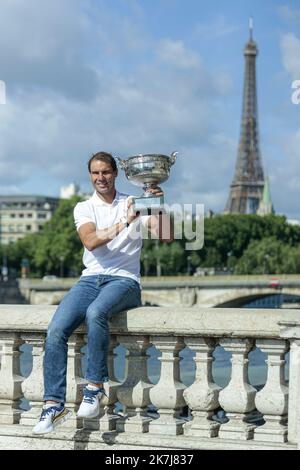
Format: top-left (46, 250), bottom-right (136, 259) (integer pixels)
top-left (127, 197), bottom-right (140, 225)
top-left (144, 186), bottom-right (163, 197)
top-left (144, 187), bottom-right (174, 242)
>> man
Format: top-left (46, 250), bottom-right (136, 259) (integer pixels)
top-left (33, 151), bottom-right (173, 434)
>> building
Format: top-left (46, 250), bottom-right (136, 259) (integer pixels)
top-left (60, 183), bottom-right (90, 201)
top-left (60, 182), bottom-right (80, 199)
top-left (225, 19), bottom-right (273, 215)
top-left (0, 195), bottom-right (59, 245)
top-left (257, 176), bottom-right (274, 215)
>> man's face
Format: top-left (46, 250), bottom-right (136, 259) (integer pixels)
top-left (90, 159), bottom-right (118, 196)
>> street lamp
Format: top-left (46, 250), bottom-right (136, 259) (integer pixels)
top-left (143, 253), bottom-right (149, 277)
top-left (264, 254), bottom-right (270, 275)
top-left (59, 255), bottom-right (65, 278)
top-left (21, 258), bottom-right (30, 279)
top-left (1, 252), bottom-right (8, 282)
top-left (155, 240), bottom-right (161, 277)
top-left (187, 255), bottom-right (192, 276)
top-left (227, 251), bottom-right (233, 274)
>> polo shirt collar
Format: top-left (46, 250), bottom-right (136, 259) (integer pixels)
top-left (91, 190), bottom-right (121, 207)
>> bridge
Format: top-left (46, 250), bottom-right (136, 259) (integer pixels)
top-left (16, 276), bottom-right (300, 307)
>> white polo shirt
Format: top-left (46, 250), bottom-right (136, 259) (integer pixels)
top-left (74, 191), bottom-right (144, 284)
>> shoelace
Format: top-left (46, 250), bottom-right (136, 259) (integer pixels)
top-left (40, 406), bottom-right (61, 421)
top-left (82, 388), bottom-right (106, 404)
top-left (83, 395), bottom-right (96, 404)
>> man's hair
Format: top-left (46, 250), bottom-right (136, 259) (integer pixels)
top-left (87, 151), bottom-right (117, 173)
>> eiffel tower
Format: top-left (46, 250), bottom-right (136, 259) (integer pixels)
top-left (225, 19), bottom-right (266, 214)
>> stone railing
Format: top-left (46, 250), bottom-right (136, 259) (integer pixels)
top-left (0, 305), bottom-right (299, 450)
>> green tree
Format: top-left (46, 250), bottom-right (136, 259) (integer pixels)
top-left (194, 214), bottom-right (300, 274)
top-left (2, 196), bottom-right (84, 277)
top-left (34, 196), bottom-right (84, 276)
top-left (3, 210), bottom-right (300, 278)
top-left (234, 237), bottom-right (298, 274)
top-left (141, 241), bottom-right (185, 275)
top-left (6, 233), bottom-right (42, 276)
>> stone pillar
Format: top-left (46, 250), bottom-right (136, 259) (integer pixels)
top-left (218, 338), bottom-right (256, 440)
top-left (0, 332), bottom-right (24, 424)
top-left (149, 336), bottom-right (186, 435)
top-left (254, 339), bottom-right (288, 443)
top-left (100, 335), bottom-right (121, 432)
top-left (65, 333), bottom-right (86, 430)
top-left (179, 288), bottom-right (196, 307)
top-left (19, 333), bottom-right (46, 425)
top-left (287, 339), bottom-right (300, 445)
top-left (116, 335), bottom-right (152, 433)
top-left (29, 289), bottom-right (36, 305)
top-left (84, 335), bottom-right (121, 432)
top-left (183, 337), bottom-right (220, 437)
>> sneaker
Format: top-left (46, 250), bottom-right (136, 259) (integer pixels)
top-left (33, 404), bottom-right (72, 435)
top-left (77, 386), bottom-right (106, 419)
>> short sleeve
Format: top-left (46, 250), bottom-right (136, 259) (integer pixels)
top-left (73, 202), bottom-right (95, 231)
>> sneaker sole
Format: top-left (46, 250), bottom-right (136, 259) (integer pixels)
top-left (76, 409), bottom-right (99, 419)
top-left (76, 391), bottom-right (107, 419)
top-left (33, 409), bottom-right (72, 435)
top-left (53, 409), bottom-right (73, 429)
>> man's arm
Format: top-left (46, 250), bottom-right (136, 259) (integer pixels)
top-left (78, 220), bottom-right (127, 251)
top-left (78, 198), bottom-right (139, 251)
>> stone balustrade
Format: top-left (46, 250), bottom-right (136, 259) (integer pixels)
top-left (0, 305), bottom-right (299, 450)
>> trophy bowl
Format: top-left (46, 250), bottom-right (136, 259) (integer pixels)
top-left (115, 151), bottom-right (177, 214)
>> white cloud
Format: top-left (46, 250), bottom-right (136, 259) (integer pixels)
top-left (0, 0), bottom-right (234, 206)
top-left (280, 33), bottom-right (300, 79)
top-left (0, 31), bottom-right (233, 212)
top-left (270, 128), bottom-right (300, 217)
top-left (193, 15), bottom-right (240, 41)
top-left (1, 0), bottom-right (297, 220)
top-left (0, 0), bottom-right (98, 100)
top-left (278, 5), bottom-right (300, 24)
top-left (157, 39), bottom-right (201, 69)
top-left (277, 30), bottom-right (300, 216)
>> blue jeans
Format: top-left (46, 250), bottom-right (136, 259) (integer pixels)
top-left (43, 274), bottom-right (141, 403)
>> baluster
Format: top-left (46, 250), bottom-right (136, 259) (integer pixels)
top-left (287, 339), bottom-right (300, 444)
top-left (100, 335), bottom-right (121, 431)
top-left (19, 333), bottom-right (46, 425)
top-left (116, 335), bottom-right (152, 433)
top-left (218, 338), bottom-right (256, 440)
top-left (0, 332), bottom-right (24, 424)
top-left (183, 337), bottom-right (220, 437)
top-left (84, 335), bottom-right (121, 431)
top-left (148, 336), bottom-right (186, 435)
top-left (254, 339), bottom-right (288, 443)
top-left (65, 333), bottom-right (86, 430)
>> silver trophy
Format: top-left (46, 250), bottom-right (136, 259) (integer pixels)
top-left (115, 152), bottom-right (178, 214)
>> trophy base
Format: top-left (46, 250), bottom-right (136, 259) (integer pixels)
top-left (133, 195), bottom-right (165, 215)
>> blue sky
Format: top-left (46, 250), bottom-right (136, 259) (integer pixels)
top-left (0, 0), bottom-right (300, 217)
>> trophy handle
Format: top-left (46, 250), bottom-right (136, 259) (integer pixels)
top-left (169, 151), bottom-right (178, 165)
top-left (115, 156), bottom-right (126, 170)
